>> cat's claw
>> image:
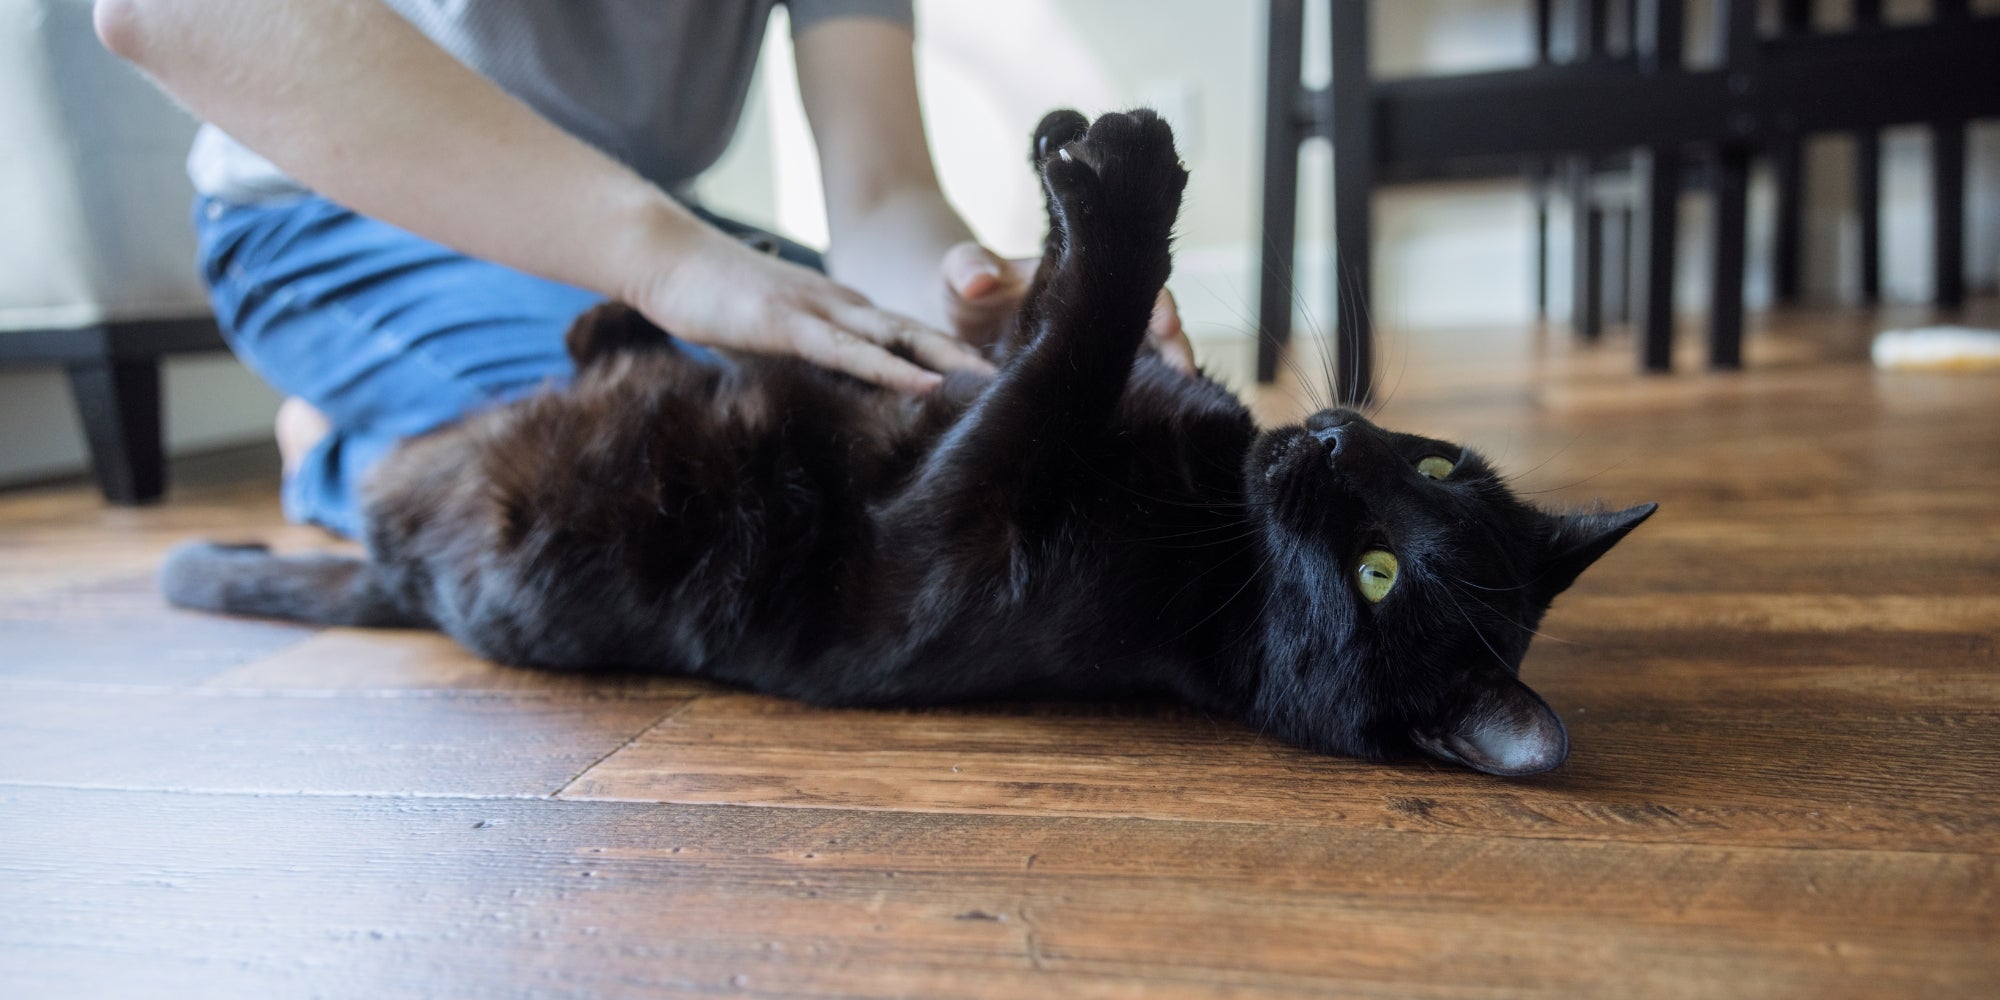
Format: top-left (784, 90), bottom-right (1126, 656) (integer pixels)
top-left (1039, 109), bottom-right (1188, 254)
top-left (1032, 109), bottom-right (1090, 164)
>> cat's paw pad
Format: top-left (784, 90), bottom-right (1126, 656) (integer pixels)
top-left (1040, 109), bottom-right (1187, 237)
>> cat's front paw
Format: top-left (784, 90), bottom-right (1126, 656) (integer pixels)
top-left (1039, 109), bottom-right (1188, 261)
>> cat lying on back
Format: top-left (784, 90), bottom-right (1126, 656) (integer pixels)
top-left (163, 109), bottom-right (1654, 776)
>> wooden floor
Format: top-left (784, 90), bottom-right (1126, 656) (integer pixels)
top-left (3, 303), bottom-right (1997, 998)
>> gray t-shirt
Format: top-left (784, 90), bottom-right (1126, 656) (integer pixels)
top-left (187, 0), bottom-right (914, 204)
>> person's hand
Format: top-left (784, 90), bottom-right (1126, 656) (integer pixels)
top-left (637, 232), bottom-right (994, 394)
top-left (940, 241), bottom-right (1196, 374)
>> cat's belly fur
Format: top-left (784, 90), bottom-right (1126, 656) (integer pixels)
top-left (356, 349), bottom-right (1260, 708)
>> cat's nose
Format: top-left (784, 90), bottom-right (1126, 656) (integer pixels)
top-left (1308, 423), bottom-right (1345, 451)
top-left (1305, 408), bottom-right (1361, 449)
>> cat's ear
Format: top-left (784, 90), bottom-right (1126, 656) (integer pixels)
top-left (1534, 502), bottom-right (1657, 601)
top-left (1410, 677), bottom-right (1568, 776)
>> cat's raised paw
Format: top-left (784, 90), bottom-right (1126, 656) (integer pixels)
top-left (1038, 109), bottom-right (1187, 246)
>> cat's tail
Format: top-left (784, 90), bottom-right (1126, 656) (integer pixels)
top-left (159, 541), bottom-right (431, 628)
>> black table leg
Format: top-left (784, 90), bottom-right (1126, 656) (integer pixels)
top-left (64, 359), bottom-right (166, 505)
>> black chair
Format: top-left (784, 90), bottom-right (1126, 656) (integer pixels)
top-left (1257, 0), bottom-right (2000, 399)
top-left (0, 319), bottom-right (228, 504)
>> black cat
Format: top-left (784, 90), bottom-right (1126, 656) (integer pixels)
top-left (162, 109), bottom-right (1654, 776)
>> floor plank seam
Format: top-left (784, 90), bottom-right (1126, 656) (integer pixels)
top-left (548, 697), bottom-right (703, 799)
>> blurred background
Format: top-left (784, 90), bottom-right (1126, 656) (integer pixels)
top-left (2, 0), bottom-right (1996, 488)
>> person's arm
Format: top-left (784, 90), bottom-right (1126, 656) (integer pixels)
top-left (794, 16), bottom-right (1194, 369)
top-left (792, 18), bottom-right (983, 333)
top-left (94, 0), bottom-right (984, 392)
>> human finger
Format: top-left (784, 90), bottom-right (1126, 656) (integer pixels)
top-left (1146, 286), bottom-right (1197, 375)
top-left (833, 302), bottom-right (996, 376)
top-left (942, 241), bottom-right (1008, 302)
top-left (790, 316), bottom-right (946, 395)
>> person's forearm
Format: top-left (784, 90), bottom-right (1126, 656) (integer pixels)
top-left (95, 0), bottom-right (707, 304)
top-left (793, 18), bottom-right (977, 326)
top-left (822, 188), bottom-right (976, 326)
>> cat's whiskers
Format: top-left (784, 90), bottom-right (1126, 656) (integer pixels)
top-left (1512, 458), bottom-right (1628, 497)
top-left (1503, 432), bottom-right (1583, 493)
top-left (1242, 233), bottom-right (1331, 413)
top-left (1439, 585), bottom-right (1514, 672)
top-left (1445, 578), bottom-right (1577, 647)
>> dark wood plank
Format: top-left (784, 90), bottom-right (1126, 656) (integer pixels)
top-left (562, 688), bottom-right (2000, 853)
top-left (3, 787), bottom-right (1993, 1000)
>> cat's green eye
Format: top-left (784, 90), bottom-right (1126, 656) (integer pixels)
top-left (1417, 456), bottom-right (1455, 480)
top-left (1356, 550), bottom-right (1399, 603)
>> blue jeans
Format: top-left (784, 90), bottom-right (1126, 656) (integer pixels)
top-left (194, 194), bottom-right (820, 538)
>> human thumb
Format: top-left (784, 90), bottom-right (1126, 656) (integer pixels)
top-left (942, 241), bottom-right (1007, 301)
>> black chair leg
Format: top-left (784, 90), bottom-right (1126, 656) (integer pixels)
top-left (1533, 161), bottom-right (1552, 318)
top-left (1856, 130), bottom-right (1882, 304)
top-left (1609, 206), bottom-right (1634, 326)
top-left (1255, 0), bottom-right (1306, 385)
top-left (65, 359), bottom-right (166, 505)
top-left (1934, 119), bottom-right (1967, 311)
top-left (1772, 139), bottom-right (1805, 304)
top-left (1570, 158), bottom-right (1605, 340)
top-left (1710, 145), bottom-right (1751, 370)
top-left (1328, 0), bottom-right (1374, 406)
top-left (1633, 144), bottom-right (1680, 372)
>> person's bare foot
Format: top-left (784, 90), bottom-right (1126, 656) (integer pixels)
top-left (275, 398), bottom-right (331, 476)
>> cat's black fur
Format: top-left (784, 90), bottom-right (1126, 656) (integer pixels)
top-left (162, 110), bottom-right (1654, 776)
